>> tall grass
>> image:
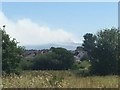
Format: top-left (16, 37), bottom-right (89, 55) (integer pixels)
top-left (2, 70), bottom-right (119, 88)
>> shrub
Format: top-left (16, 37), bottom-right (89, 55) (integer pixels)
top-left (32, 47), bottom-right (75, 70)
top-left (20, 58), bottom-right (34, 70)
top-left (51, 47), bottom-right (75, 70)
top-left (32, 52), bottom-right (61, 70)
top-left (71, 62), bottom-right (81, 70)
top-left (71, 60), bottom-right (91, 76)
top-left (72, 60), bottom-right (91, 70)
top-left (49, 75), bottom-right (64, 87)
top-left (1, 28), bottom-right (24, 74)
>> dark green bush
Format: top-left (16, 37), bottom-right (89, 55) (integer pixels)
top-left (72, 60), bottom-right (91, 70)
top-left (20, 58), bottom-right (34, 70)
top-left (32, 52), bottom-right (61, 70)
top-left (71, 62), bottom-right (81, 70)
top-left (32, 47), bottom-right (75, 70)
top-left (1, 28), bottom-right (24, 74)
top-left (71, 60), bottom-right (91, 76)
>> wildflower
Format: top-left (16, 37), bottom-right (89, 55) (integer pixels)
top-left (31, 78), bottom-right (35, 82)
top-left (46, 78), bottom-right (49, 82)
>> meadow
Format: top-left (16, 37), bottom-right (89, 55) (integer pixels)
top-left (2, 70), bottom-right (119, 88)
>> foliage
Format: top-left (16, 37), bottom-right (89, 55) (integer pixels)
top-left (2, 71), bottom-right (118, 88)
top-left (72, 62), bottom-right (81, 70)
top-left (85, 28), bottom-right (118, 75)
top-left (20, 58), bottom-right (34, 70)
top-left (82, 33), bottom-right (96, 60)
top-left (1, 25), bottom-right (119, 76)
top-left (51, 47), bottom-right (75, 69)
top-left (1, 28), bottom-right (24, 74)
top-left (118, 29), bottom-right (120, 75)
top-left (32, 47), bottom-right (75, 70)
top-left (80, 60), bottom-right (91, 69)
top-left (32, 52), bottom-right (60, 70)
top-left (71, 60), bottom-right (91, 76)
top-left (72, 61), bottom-right (91, 70)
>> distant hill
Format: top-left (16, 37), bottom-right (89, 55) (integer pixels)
top-left (25, 42), bottom-right (81, 50)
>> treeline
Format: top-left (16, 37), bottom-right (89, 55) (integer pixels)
top-left (82, 28), bottom-right (119, 75)
top-left (1, 27), bottom-right (120, 76)
top-left (21, 47), bottom-right (75, 70)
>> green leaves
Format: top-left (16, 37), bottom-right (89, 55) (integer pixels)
top-left (33, 47), bottom-right (75, 70)
top-left (83, 28), bottom-right (119, 75)
top-left (1, 28), bottom-right (24, 74)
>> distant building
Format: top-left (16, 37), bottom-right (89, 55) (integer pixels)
top-left (23, 49), bottom-right (49, 58)
top-left (74, 56), bottom-right (81, 62)
top-left (74, 49), bottom-right (88, 62)
top-left (77, 50), bottom-right (87, 60)
top-left (23, 48), bottom-right (88, 62)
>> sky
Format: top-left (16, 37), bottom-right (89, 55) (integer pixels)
top-left (0, 2), bottom-right (118, 48)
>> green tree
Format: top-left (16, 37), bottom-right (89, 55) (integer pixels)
top-left (33, 47), bottom-right (75, 70)
top-left (91, 28), bottom-right (118, 75)
top-left (51, 47), bottom-right (75, 69)
top-left (82, 33), bottom-right (96, 60)
top-left (1, 27), bottom-right (24, 74)
top-left (117, 28), bottom-right (120, 75)
top-left (33, 52), bottom-right (60, 70)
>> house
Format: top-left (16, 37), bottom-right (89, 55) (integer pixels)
top-left (74, 49), bottom-right (88, 62)
top-left (23, 49), bottom-right (49, 58)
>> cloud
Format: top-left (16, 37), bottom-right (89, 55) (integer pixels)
top-left (0, 11), bottom-right (80, 46)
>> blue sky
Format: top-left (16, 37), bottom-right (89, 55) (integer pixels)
top-left (0, 2), bottom-right (118, 47)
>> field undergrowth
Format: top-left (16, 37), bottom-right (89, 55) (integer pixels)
top-left (2, 70), bottom-right (119, 88)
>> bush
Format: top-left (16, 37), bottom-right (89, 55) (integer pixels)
top-left (20, 58), bottom-right (34, 70)
top-left (51, 47), bottom-right (75, 69)
top-left (32, 52), bottom-right (61, 70)
top-left (72, 60), bottom-right (91, 70)
top-left (32, 47), bottom-right (75, 70)
top-left (90, 28), bottom-right (118, 75)
top-left (71, 60), bottom-right (91, 76)
top-left (71, 62), bottom-right (81, 70)
top-left (1, 28), bottom-right (24, 74)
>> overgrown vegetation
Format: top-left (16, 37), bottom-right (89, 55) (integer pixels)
top-left (1, 26), bottom-right (120, 88)
top-left (32, 47), bottom-right (75, 70)
top-left (1, 27), bottom-right (120, 75)
top-left (82, 28), bottom-right (119, 75)
top-left (1, 28), bottom-right (24, 74)
top-left (2, 71), bottom-right (118, 88)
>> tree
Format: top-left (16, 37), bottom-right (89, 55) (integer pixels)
top-left (33, 52), bottom-right (60, 70)
top-left (52, 47), bottom-right (75, 69)
top-left (82, 33), bottom-right (96, 60)
top-left (91, 28), bottom-right (118, 75)
top-left (117, 28), bottom-right (120, 75)
top-left (33, 47), bottom-right (75, 70)
top-left (1, 27), bottom-right (24, 74)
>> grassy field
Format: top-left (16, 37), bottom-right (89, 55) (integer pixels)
top-left (2, 70), bottom-right (119, 88)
